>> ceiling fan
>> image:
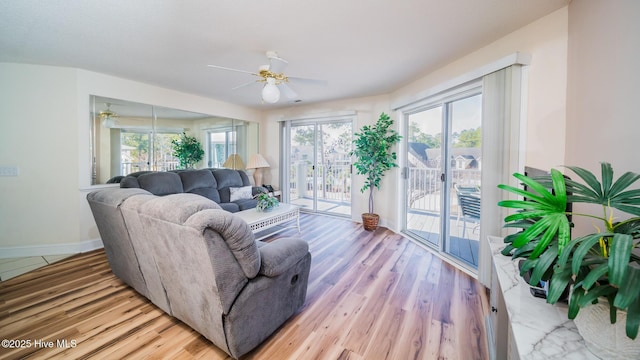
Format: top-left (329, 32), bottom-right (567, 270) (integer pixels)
top-left (99, 103), bottom-right (119, 128)
top-left (208, 51), bottom-right (326, 104)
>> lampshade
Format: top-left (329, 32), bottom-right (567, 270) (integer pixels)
top-left (261, 78), bottom-right (280, 103)
top-left (222, 154), bottom-right (245, 169)
top-left (99, 103), bottom-right (118, 128)
top-left (101, 117), bottom-right (116, 128)
top-left (246, 154), bottom-right (270, 169)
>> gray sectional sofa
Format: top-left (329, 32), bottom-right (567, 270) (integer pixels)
top-left (87, 173), bottom-right (311, 358)
top-left (120, 168), bottom-right (264, 212)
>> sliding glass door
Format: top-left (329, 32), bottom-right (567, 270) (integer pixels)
top-left (404, 90), bottom-right (482, 269)
top-left (287, 120), bottom-right (352, 216)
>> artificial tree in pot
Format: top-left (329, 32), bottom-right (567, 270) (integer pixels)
top-left (171, 132), bottom-right (204, 169)
top-left (350, 112), bottom-right (402, 231)
top-left (498, 163), bottom-right (640, 358)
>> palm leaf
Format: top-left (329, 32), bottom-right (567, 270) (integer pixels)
top-left (529, 244), bottom-right (559, 285)
top-left (581, 263), bottom-right (608, 290)
top-left (498, 170), bottom-right (569, 256)
top-left (613, 262), bottom-right (640, 309)
top-left (572, 234), bottom-right (607, 274)
top-left (547, 265), bottom-right (572, 303)
top-left (614, 218), bottom-right (640, 236)
top-left (556, 235), bottom-right (585, 268)
top-left (519, 258), bottom-right (537, 278)
top-left (565, 178), bottom-right (600, 200)
top-left (601, 162), bottom-right (614, 197)
top-left (578, 285), bottom-right (617, 308)
top-left (499, 199), bottom-right (558, 211)
top-left (625, 296), bottom-right (640, 339)
top-left (568, 287), bottom-right (585, 319)
top-left (609, 233), bottom-right (634, 286)
top-left (497, 184), bottom-right (546, 204)
top-left (565, 165), bottom-right (603, 198)
top-left (566, 163), bottom-right (640, 214)
top-left (556, 216), bottom-right (571, 253)
top-left (530, 219), bottom-right (560, 258)
top-left (512, 242), bottom-right (537, 258)
top-left (610, 172), bottom-right (640, 196)
top-left (612, 204), bottom-right (640, 217)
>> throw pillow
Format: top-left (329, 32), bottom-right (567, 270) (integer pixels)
top-left (229, 186), bottom-right (253, 202)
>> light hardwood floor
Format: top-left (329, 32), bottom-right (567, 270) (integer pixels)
top-left (0, 213), bottom-right (489, 359)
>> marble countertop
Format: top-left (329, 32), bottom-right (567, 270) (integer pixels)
top-left (488, 236), bottom-right (598, 359)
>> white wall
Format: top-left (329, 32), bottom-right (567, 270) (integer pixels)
top-left (565, 0), bottom-right (640, 235)
top-left (565, 0), bottom-right (640, 173)
top-left (0, 63), bottom-right (260, 256)
top-left (391, 6), bottom-right (568, 171)
top-left (0, 64), bottom-right (81, 253)
top-left (262, 7), bottom-right (569, 231)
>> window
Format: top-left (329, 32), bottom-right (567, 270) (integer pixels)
top-left (208, 129), bottom-right (237, 168)
top-left (282, 117), bottom-right (353, 217)
top-left (120, 130), bottom-right (181, 174)
top-left (402, 86), bottom-right (483, 269)
top-left (397, 62), bottom-right (527, 278)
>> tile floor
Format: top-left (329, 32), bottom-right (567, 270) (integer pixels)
top-left (0, 254), bottom-right (72, 281)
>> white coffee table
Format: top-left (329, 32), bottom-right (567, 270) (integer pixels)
top-left (235, 203), bottom-right (300, 240)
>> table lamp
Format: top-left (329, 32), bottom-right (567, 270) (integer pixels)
top-left (222, 154), bottom-right (245, 170)
top-left (246, 154), bottom-right (270, 185)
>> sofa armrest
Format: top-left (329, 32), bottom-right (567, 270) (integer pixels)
top-left (258, 237), bottom-right (309, 277)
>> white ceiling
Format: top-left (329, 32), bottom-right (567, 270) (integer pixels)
top-left (0, 0), bottom-right (568, 109)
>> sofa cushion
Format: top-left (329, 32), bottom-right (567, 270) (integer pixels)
top-left (213, 169), bottom-right (245, 188)
top-left (234, 199), bottom-right (258, 211)
top-left (179, 169), bottom-right (221, 203)
top-left (214, 169), bottom-right (245, 203)
top-left (237, 170), bottom-right (252, 186)
top-left (120, 176), bottom-right (140, 188)
top-left (137, 172), bottom-right (184, 196)
top-left (219, 202), bottom-right (240, 213)
top-left (229, 186), bottom-right (252, 202)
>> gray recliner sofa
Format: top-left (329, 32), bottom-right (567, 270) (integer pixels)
top-left (87, 189), bottom-right (311, 358)
top-left (120, 168), bottom-right (264, 213)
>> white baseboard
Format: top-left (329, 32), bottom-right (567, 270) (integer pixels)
top-left (0, 238), bottom-right (104, 259)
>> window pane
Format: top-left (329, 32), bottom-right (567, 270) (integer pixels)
top-left (406, 106), bottom-right (443, 247)
top-left (121, 131), bottom-right (151, 174)
top-left (154, 132), bottom-right (180, 171)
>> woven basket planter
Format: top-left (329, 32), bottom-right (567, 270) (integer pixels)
top-left (574, 300), bottom-right (640, 359)
top-left (362, 213), bottom-right (380, 231)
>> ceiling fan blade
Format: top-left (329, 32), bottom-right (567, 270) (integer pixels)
top-left (232, 80), bottom-right (259, 90)
top-left (288, 76), bottom-right (328, 86)
top-left (278, 83), bottom-right (299, 100)
top-left (207, 64), bottom-right (259, 76)
top-left (269, 56), bottom-right (288, 74)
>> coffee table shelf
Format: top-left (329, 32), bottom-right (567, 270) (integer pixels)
top-left (235, 203), bottom-right (300, 240)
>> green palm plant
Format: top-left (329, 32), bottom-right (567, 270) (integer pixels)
top-left (171, 132), bottom-right (204, 169)
top-left (350, 112), bottom-right (402, 214)
top-left (498, 162), bottom-right (640, 339)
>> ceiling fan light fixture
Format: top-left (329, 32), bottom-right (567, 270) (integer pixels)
top-left (262, 79), bottom-right (280, 103)
top-left (99, 103), bottom-right (118, 127)
top-left (208, 51), bottom-right (325, 104)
